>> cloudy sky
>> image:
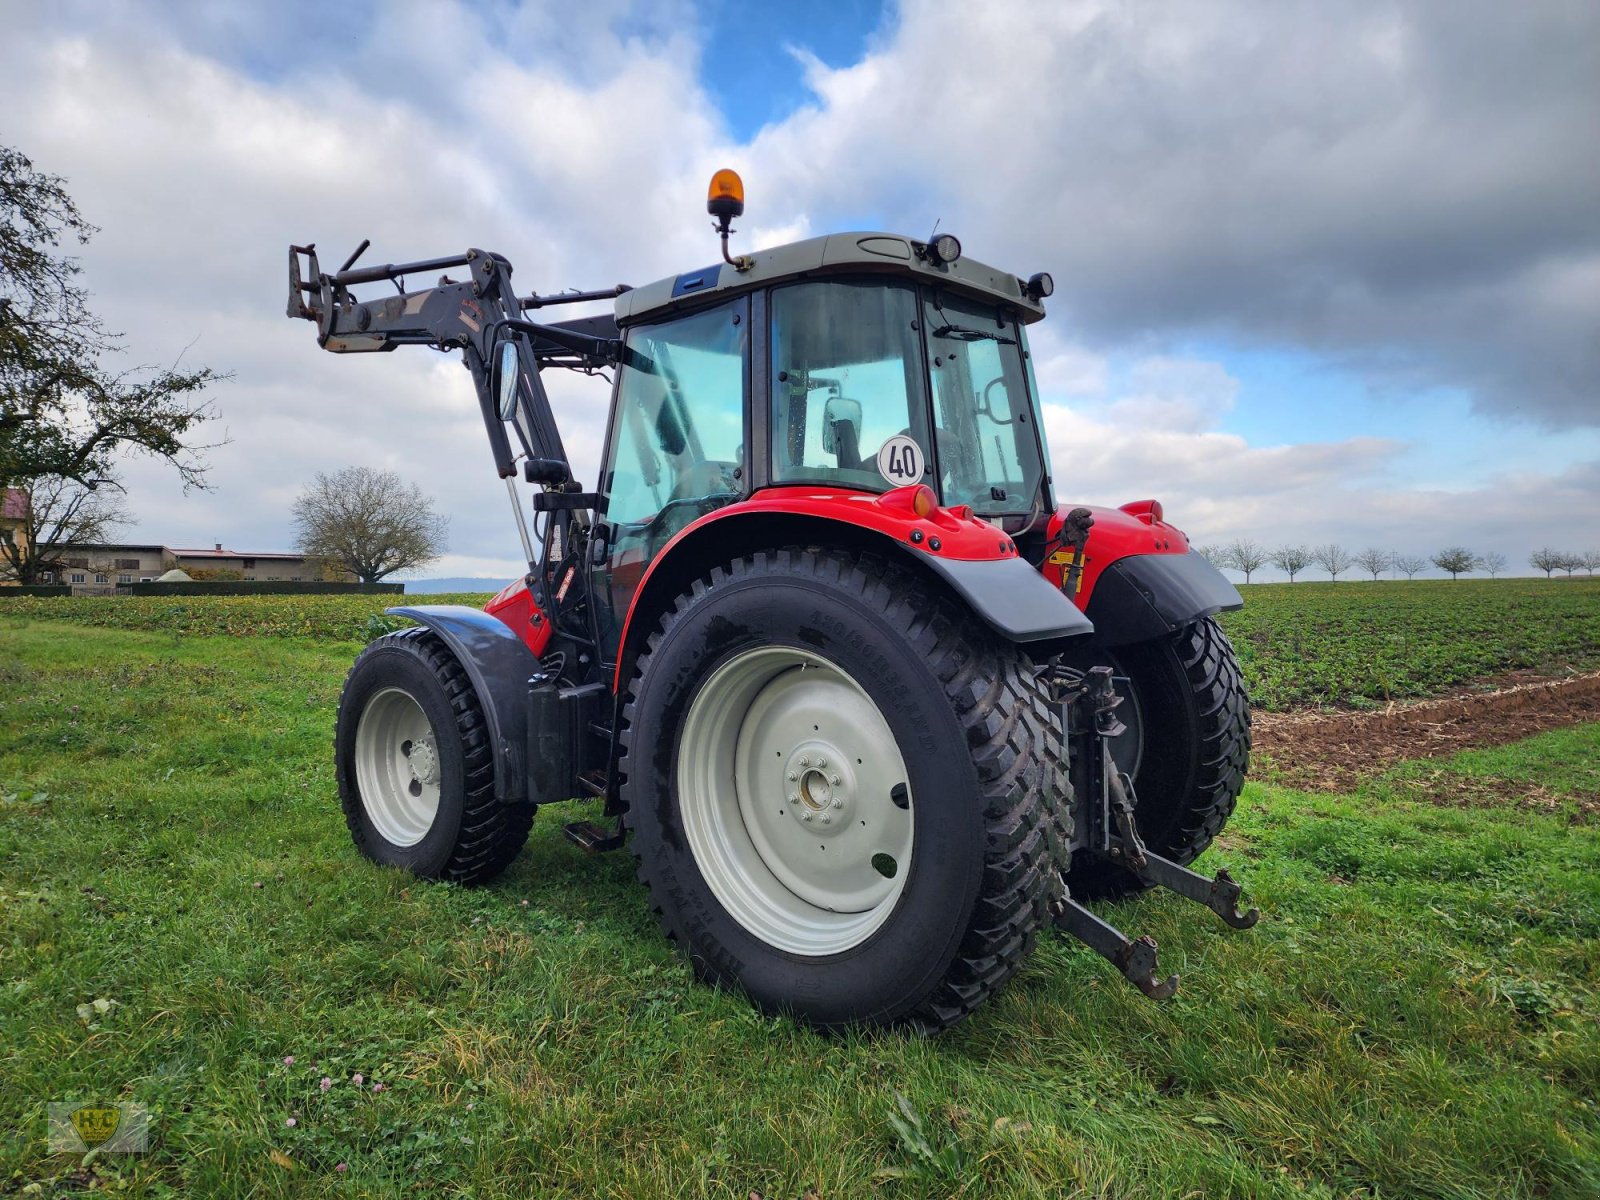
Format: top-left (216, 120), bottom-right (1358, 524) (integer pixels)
top-left (4, 0), bottom-right (1597, 581)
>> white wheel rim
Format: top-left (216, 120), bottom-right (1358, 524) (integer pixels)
top-left (677, 646), bottom-right (915, 956)
top-left (355, 686), bottom-right (442, 847)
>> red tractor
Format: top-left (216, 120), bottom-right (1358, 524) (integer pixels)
top-left (288, 171), bottom-right (1254, 1031)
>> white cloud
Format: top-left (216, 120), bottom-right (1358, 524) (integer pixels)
top-left (3, 0), bottom-right (1596, 580)
top-left (1037, 359), bottom-right (1598, 576)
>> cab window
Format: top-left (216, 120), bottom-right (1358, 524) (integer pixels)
top-left (923, 290), bottom-right (1043, 516)
top-left (603, 301), bottom-right (747, 526)
top-left (770, 281), bottom-right (932, 490)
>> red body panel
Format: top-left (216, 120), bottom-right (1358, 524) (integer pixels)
top-left (1044, 501), bottom-right (1190, 610)
top-left (611, 484), bottom-right (1022, 688)
top-left (590, 484), bottom-right (1190, 690)
top-left (484, 577), bottom-right (553, 657)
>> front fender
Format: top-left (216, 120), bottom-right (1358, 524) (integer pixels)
top-left (387, 605), bottom-right (541, 803)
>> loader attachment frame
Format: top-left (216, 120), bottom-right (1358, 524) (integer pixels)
top-left (287, 241), bottom-right (626, 485)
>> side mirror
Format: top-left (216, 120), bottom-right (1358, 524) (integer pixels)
top-left (495, 340), bottom-right (520, 421)
top-left (821, 395), bottom-right (862, 455)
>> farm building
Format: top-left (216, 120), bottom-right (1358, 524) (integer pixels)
top-left (34, 542), bottom-right (350, 595)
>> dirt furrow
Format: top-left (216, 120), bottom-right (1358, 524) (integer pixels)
top-left (1252, 670), bottom-right (1600, 792)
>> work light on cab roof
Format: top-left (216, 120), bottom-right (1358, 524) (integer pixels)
top-left (707, 168), bottom-right (750, 270)
top-left (285, 169), bottom-right (1256, 1032)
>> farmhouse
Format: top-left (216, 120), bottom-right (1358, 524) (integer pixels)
top-left (34, 542), bottom-right (348, 595)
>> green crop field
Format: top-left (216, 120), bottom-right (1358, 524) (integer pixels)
top-left (1224, 577), bottom-right (1600, 709)
top-left (1, 580), bottom-right (1598, 1197)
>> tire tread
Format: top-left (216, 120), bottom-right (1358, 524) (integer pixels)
top-left (337, 628), bottom-right (532, 886)
top-left (617, 546), bottom-right (1072, 1033)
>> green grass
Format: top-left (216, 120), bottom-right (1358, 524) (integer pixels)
top-left (4, 575), bottom-right (1598, 710)
top-left (0, 591), bottom-right (496, 643)
top-left (1, 621), bottom-right (1597, 1198)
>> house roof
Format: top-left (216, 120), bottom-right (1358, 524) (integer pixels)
top-left (47, 543), bottom-right (168, 552)
top-left (1, 488), bottom-right (28, 521)
top-left (45, 542), bottom-right (308, 559)
top-left (168, 547), bottom-right (306, 560)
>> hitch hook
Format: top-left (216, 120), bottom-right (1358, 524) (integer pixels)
top-left (1205, 867), bottom-right (1261, 930)
top-left (1051, 893), bottom-right (1180, 1001)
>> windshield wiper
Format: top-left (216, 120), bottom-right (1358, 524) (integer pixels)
top-left (931, 323), bottom-right (1015, 345)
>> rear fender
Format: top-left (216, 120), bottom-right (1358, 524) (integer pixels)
top-left (387, 605), bottom-right (541, 803)
top-left (613, 486), bottom-right (1093, 691)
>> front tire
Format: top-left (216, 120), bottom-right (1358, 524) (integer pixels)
top-left (1066, 616), bottom-right (1250, 899)
top-left (335, 628), bottom-right (533, 885)
top-left (618, 548), bottom-right (1069, 1032)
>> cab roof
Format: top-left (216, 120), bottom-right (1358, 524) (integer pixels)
top-left (614, 232), bottom-right (1049, 328)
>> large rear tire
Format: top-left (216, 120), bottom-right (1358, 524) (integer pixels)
top-left (335, 628), bottom-right (533, 885)
top-left (618, 548), bottom-right (1069, 1032)
top-left (1066, 616), bottom-right (1250, 900)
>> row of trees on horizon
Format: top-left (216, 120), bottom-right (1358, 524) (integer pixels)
top-left (1196, 540), bottom-right (1600, 583)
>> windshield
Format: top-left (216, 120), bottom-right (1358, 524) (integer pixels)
top-left (924, 291), bottom-right (1046, 518)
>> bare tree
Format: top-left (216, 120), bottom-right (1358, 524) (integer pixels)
top-left (1194, 545), bottom-right (1224, 568)
top-left (292, 468), bottom-right (448, 583)
top-left (0, 474), bottom-right (128, 583)
top-left (1353, 547), bottom-right (1391, 582)
top-left (1431, 546), bottom-right (1476, 580)
top-left (1268, 543), bottom-right (1310, 583)
top-left (1225, 538), bottom-right (1265, 584)
top-left (1311, 543), bottom-right (1353, 582)
top-left (1584, 550), bottom-right (1600, 576)
top-left (1557, 552), bottom-right (1583, 577)
top-left (1529, 547), bottom-right (1564, 578)
top-left (1476, 551), bottom-right (1507, 578)
top-left (292, 467), bottom-right (448, 583)
top-left (1392, 553), bottom-right (1426, 580)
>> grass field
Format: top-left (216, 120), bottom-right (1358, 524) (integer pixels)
top-left (3, 576), bottom-right (1597, 710)
top-left (1, 582), bottom-right (1598, 1197)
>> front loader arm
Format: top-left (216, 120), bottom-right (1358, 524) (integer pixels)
top-left (287, 241), bottom-right (624, 483)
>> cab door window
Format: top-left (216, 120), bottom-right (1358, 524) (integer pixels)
top-left (594, 299), bottom-right (748, 656)
top-left (924, 291), bottom-right (1043, 516)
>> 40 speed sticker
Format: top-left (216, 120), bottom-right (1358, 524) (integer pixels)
top-left (876, 435), bottom-right (925, 487)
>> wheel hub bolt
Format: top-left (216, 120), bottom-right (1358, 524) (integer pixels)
top-left (799, 756), bottom-right (811, 767)
top-left (802, 811), bottom-right (814, 822)
top-left (830, 798), bottom-right (843, 809)
top-left (789, 794), bottom-right (800, 805)
top-left (787, 772), bottom-right (798, 782)
top-left (816, 757), bottom-right (826, 768)
top-left (820, 814), bottom-right (831, 825)
top-left (830, 775), bottom-right (840, 786)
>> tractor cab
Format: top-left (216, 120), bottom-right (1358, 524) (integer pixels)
top-left (590, 228), bottom-right (1059, 656)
